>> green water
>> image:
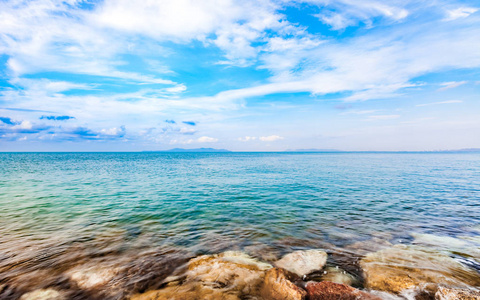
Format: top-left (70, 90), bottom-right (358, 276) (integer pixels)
top-left (1, 152), bottom-right (479, 298)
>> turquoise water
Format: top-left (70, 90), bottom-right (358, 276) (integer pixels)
top-left (1, 152), bottom-right (480, 298)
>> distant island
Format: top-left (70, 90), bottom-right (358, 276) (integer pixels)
top-left (146, 148), bottom-right (232, 153)
top-left (142, 148), bottom-right (480, 153)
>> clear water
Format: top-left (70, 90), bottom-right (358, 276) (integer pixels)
top-left (1, 152), bottom-right (479, 298)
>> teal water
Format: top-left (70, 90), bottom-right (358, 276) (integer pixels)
top-left (1, 152), bottom-right (480, 298)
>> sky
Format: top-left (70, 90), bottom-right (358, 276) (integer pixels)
top-left (0, 0), bottom-right (479, 151)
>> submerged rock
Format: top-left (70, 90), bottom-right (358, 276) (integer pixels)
top-left (305, 281), bottom-right (382, 300)
top-left (243, 243), bottom-right (280, 262)
top-left (346, 237), bottom-right (393, 256)
top-left (260, 268), bottom-right (306, 300)
top-left (412, 233), bottom-right (480, 269)
top-left (19, 289), bottom-right (66, 300)
top-left (320, 266), bottom-right (357, 286)
top-left (435, 286), bottom-right (480, 300)
top-left (66, 264), bottom-right (120, 289)
top-left (131, 251), bottom-right (272, 300)
top-left (275, 249), bottom-right (327, 276)
top-left (360, 245), bottom-right (480, 294)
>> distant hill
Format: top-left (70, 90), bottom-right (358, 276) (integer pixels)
top-left (148, 148), bottom-right (232, 153)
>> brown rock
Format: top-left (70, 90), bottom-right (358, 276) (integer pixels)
top-left (360, 245), bottom-right (480, 294)
top-left (305, 281), bottom-right (382, 300)
top-left (131, 251), bottom-right (271, 300)
top-left (319, 267), bottom-right (357, 286)
top-left (275, 249), bottom-right (327, 276)
top-left (260, 268), bottom-right (306, 300)
top-left (435, 287), bottom-right (480, 300)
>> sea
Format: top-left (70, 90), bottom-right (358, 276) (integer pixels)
top-left (1, 152), bottom-right (479, 299)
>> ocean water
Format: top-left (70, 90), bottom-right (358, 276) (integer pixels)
top-left (1, 152), bottom-right (480, 298)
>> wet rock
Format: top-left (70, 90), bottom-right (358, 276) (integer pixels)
top-left (368, 290), bottom-right (405, 300)
top-left (305, 281), bottom-right (382, 300)
top-left (275, 249), bottom-right (327, 276)
top-left (260, 268), bottom-right (306, 300)
top-left (243, 243), bottom-right (280, 262)
top-left (186, 251), bottom-right (271, 293)
top-left (435, 286), bottom-right (480, 300)
top-left (412, 233), bottom-right (480, 267)
top-left (19, 289), bottom-right (66, 300)
top-left (116, 247), bottom-right (192, 294)
top-left (412, 233), bottom-right (471, 249)
top-left (66, 264), bottom-right (120, 289)
top-left (400, 286), bottom-right (437, 300)
top-left (360, 245), bottom-right (480, 294)
top-left (131, 251), bottom-right (271, 300)
top-left (320, 266), bottom-right (356, 286)
top-left (130, 283), bottom-right (240, 300)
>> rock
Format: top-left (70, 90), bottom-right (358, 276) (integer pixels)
top-left (66, 264), bottom-right (120, 289)
top-left (360, 245), bottom-right (480, 294)
top-left (243, 243), bottom-right (280, 262)
top-left (305, 281), bottom-right (382, 300)
top-left (412, 233), bottom-right (480, 268)
top-left (412, 233), bottom-right (471, 249)
top-left (275, 249), bottom-right (327, 276)
top-left (260, 268), bottom-right (306, 300)
top-left (131, 251), bottom-right (271, 300)
top-left (19, 289), bottom-right (66, 300)
top-left (435, 287), bottom-right (480, 300)
top-left (320, 266), bottom-right (356, 286)
top-left (130, 283), bottom-right (241, 300)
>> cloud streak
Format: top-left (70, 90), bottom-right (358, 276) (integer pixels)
top-left (416, 100), bottom-right (463, 107)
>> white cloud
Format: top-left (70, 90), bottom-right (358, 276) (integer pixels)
top-left (416, 100), bottom-right (463, 107)
top-left (94, 0), bottom-right (287, 66)
top-left (93, 0), bottom-right (243, 41)
top-left (12, 120), bottom-right (33, 130)
top-left (197, 136), bottom-right (218, 143)
top-left (367, 115), bottom-right (400, 121)
top-left (444, 7), bottom-right (479, 21)
top-left (9, 78), bottom-right (92, 94)
top-left (259, 135), bottom-right (284, 142)
top-left (438, 81), bottom-right (467, 91)
top-left (179, 127), bottom-right (197, 135)
top-left (100, 126), bottom-right (126, 136)
top-left (238, 136), bottom-right (257, 142)
top-left (309, 0), bottom-right (409, 30)
top-left (205, 12), bottom-right (480, 103)
top-left (341, 110), bottom-right (379, 115)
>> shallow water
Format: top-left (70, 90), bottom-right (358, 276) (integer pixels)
top-left (1, 152), bottom-right (479, 298)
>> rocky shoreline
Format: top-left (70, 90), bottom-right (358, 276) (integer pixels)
top-left (16, 241), bottom-right (480, 300)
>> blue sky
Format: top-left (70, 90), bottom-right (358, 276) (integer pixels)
top-left (0, 0), bottom-right (479, 151)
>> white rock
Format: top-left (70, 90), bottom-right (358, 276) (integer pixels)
top-left (66, 264), bottom-right (119, 289)
top-left (275, 249), bottom-right (327, 276)
top-left (20, 289), bottom-right (65, 300)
